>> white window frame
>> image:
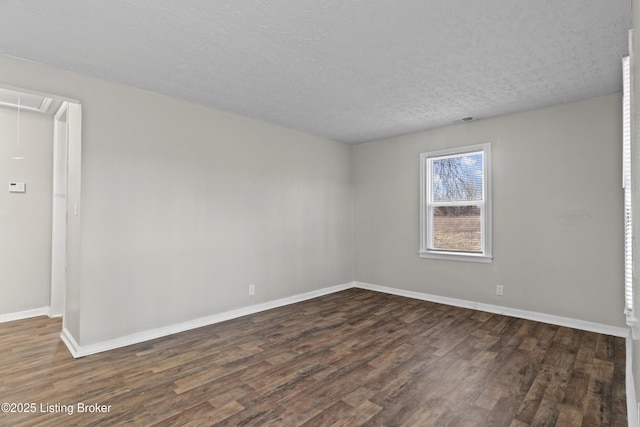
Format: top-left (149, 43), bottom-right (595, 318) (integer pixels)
top-left (623, 51), bottom-right (636, 330)
top-left (419, 143), bottom-right (492, 263)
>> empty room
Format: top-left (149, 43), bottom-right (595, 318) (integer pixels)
top-left (0, 1), bottom-right (638, 426)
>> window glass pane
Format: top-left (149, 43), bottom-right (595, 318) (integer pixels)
top-left (432, 206), bottom-right (481, 252)
top-left (431, 152), bottom-right (483, 202)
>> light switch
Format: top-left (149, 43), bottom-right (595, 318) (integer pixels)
top-left (9, 182), bottom-right (26, 193)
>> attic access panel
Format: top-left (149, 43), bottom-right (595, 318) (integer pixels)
top-left (0, 87), bottom-right (53, 113)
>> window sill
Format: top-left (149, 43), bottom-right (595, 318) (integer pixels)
top-left (418, 250), bottom-right (493, 263)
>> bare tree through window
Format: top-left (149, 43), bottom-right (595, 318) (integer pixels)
top-left (430, 153), bottom-right (483, 252)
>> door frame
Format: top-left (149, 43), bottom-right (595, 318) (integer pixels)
top-left (50, 101), bottom-right (69, 318)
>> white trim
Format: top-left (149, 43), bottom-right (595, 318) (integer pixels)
top-left (60, 280), bottom-right (630, 357)
top-left (623, 49), bottom-right (635, 327)
top-left (354, 281), bottom-right (628, 337)
top-left (39, 96), bottom-right (53, 113)
top-left (60, 327), bottom-right (81, 358)
top-left (60, 282), bottom-right (353, 358)
top-left (0, 306), bottom-right (50, 324)
top-left (418, 250), bottom-right (492, 263)
top-left (630, 318), bottom-right (638, 340)
top-left (626, 331), bottom-right (639, 427)
top-left (50, 101), bottom-right (69, 319)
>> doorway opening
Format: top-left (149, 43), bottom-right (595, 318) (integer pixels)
top-left (0, 85), bottom-right (81, 323)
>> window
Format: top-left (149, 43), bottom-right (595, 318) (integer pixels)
top-left (622, 53), bottom-right (636, 328)
top-left (419, 143), bottom-right (492, 262)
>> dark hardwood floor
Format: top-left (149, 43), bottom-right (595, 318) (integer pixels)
top-left (0, 288), bottom-right (627, 426)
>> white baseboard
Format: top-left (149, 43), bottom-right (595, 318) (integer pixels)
top-left (60, 280), bottom-right (630, 359)
top-left (354, 281), bottom-right (629, 338)
top-left (60, 327), bottom-right (81, 357)
top-left (61, 282), bottom-right (353, 358)
top-left (0, 306), bottom-right (50, 324)
top-left (58, 279), bottom-right (636, 423)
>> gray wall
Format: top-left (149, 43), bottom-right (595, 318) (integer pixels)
top-left (0, 53), bottom-right (627, 351)
top-left (0, 55), bottom-right (353, 345)
top-left (0, 106), bottom-right (53, 314)
top-left (354, 94), bottom-right (626, 328)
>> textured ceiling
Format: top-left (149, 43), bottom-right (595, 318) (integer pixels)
top-left (0, 1), bottom-right (632, 143)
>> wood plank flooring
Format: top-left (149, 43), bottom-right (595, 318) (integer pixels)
top-left (0, 288), bottom-right (627, 426)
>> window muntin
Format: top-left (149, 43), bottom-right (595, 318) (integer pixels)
top-left (420, 144), bottom-right (491, 262)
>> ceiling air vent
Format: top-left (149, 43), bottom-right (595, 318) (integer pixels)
top-left (451, 116), bottom-right (477, 125)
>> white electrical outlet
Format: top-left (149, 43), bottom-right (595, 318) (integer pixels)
top-left (496, 284), bottom-right (504, 296)
top-left (249, 284), bottom-right (255, 296)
